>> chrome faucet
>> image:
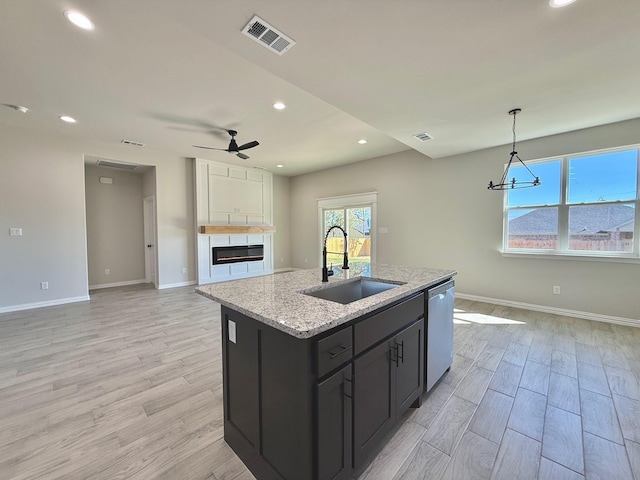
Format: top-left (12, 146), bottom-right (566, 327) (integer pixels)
top-left (322, 225), bottom-right (349, 282)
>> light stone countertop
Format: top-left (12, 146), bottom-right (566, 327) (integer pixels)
top-left (195, 264), bottom-right (456, 339)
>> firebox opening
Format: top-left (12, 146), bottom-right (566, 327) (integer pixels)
top-left (213, 245), bottom-right (264, 265)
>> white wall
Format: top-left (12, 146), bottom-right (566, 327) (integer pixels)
top-left (0, 124), bottom-right (195, 311)
top-left (290, 118), bottom-right (640, 322)
top-left (84, 165), bottom-right (145, 288)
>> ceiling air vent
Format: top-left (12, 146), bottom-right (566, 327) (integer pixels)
top-left (96, 159), bottom-right (138, 170)
top-left (413, 132), bottom-right (433, 142)
top-left (121, 139), bottom-right (145, 147)
top-left (242, 15), bottom-right (296, 56)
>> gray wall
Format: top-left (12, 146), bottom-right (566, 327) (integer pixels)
top-left (1, 126), bottom-right (90, 308)
top-left (0, 123), bottom-right (196, 311)
top-left (84, 165), bottom-right (145, 288)
top-left (273, 174), bottom-right (291, 269)
top-left (2, 117), bottom-right (639, 322)
top-left (290, 118), bottom-right (640, 322)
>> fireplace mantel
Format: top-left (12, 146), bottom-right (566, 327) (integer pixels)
top-left (199, 225), bottom-right (276, 235)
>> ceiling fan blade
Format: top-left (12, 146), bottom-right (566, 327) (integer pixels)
top-left (236, 152), bottom-right (250, 160)
top-left (192, 145), bottom-right (228, 151)
top-left (237, 140), bottom-right (259, 151)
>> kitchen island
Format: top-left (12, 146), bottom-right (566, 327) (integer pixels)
top-left (196, 264), bottom-right (456, 480)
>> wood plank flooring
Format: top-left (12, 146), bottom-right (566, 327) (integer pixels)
top-left (1, 286), bottom-right (639, 479)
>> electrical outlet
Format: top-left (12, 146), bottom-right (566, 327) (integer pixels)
top-left (304, 258), bottom-right (308, 263)
top-left (105, 269), bottom-right (110, 275)
top-left (40, 282), bottom-right (48, 290)
top-left (280, 257), bottom-right (284, 263)
top-left (553, 285), bottom-right (561, 295)
top-left (182, 267), bottom-right (187, 274)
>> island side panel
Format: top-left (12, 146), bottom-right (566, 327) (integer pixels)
top-left (260, 324), bottom-right (315, 480)
top-left (222, 307), bottom-right (260, 449)
top-left (221, 305), bottom-right (315, 480)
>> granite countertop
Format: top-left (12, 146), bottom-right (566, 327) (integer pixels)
top-left (195, 264), bottom-right (456, 339)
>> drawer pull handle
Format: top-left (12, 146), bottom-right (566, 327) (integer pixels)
top-left (328, 345), bottom-right (351, 359)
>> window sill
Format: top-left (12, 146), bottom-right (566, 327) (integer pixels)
top-left (500, 250), bottom-right (640, 264)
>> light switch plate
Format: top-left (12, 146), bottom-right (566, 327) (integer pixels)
top-left (9, 228), bottom-right (22, 236)
top-left (228, 320), bottom-right (237, 344)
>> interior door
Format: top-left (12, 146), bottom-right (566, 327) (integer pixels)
top-left (143, 195), bottom-right (157, 286)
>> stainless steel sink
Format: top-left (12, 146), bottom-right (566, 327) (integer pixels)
top-left (302, 278), bottom-right (401, 305)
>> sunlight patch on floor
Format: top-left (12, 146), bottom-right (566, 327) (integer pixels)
top-left (453, 308), bottom-right (527, 325)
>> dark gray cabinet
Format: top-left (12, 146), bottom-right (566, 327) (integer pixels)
top-left (220, 290), bottom-right (429, 480)
top-left (353, 319), bottom-right (424, 469)
top-left (317, 364), bottom-right (352, 480)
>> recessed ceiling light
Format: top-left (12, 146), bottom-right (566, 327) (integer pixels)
top-left (273, 102), bottom-right (286, 110)
top-left (64, 10), bottom-right (95, 30)
top-left (59, 115), bottom-right (77, 123)
top-left (276, 164), bottom-right (284, 168)
top-left (358, 139), bottom-right (368, 144)
top-left (549, 0), bottom-right (577, 7)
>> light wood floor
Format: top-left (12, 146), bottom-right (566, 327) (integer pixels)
top-left (1, 286), bottom-right (639, 480)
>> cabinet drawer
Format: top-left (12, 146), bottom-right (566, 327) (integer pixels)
top-left (354, 293), bottom-right (424, 355)
top-left (317, 327), bottom-right (353, 377)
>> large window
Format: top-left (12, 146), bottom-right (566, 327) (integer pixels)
top-left (504, 146), bottom-right (639, 258)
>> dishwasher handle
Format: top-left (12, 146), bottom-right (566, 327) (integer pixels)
top-left (428, 279), bottom-right (454, 299)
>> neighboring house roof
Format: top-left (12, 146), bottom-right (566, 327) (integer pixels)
top-left (509, 204), bottom-right (635, 234)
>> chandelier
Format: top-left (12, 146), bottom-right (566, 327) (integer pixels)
top-left (488, 108), bottom-right (541, 190)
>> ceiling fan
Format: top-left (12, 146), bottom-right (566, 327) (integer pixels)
top-left (193, 130), bottom-right (259, 159)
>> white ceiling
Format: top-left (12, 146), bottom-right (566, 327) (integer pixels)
top-left (2, 1), bottom-right (640, 176)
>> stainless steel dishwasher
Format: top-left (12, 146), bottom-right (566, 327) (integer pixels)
top-left (426, 279), bottom-right (455, 392)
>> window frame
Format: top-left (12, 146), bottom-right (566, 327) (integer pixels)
top-left (502, 144), bottom-right (640, 262)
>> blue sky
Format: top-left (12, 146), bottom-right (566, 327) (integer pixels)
top-left (506, 148), bottom-right (638, 208)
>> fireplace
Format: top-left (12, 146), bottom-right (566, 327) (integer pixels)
top-left (212, 245), bottom-right (264, 265)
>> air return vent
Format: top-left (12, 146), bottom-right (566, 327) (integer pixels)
top-left (96, 159), bottom-right (138, 170)
top-left (121, 139), bottom-right (145, 147)
top-left (413, 132), bottom-right (433, 142)
top-left (242, 15), bottom-right (295, 55)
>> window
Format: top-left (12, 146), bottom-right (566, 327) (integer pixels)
top-left (504, 146), bottom-right (639, 259)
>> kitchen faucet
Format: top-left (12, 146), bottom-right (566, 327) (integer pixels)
top-left (322, 225), bottom-right (349, 282)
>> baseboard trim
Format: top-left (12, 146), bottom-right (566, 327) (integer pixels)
top-left (89, 279), bottom-right (147, 291)
top-left (456, 292), bottom-right (640, 328)
top-left (0, 295), bottom-right (91, 314)
top-left (158, 280), bottom-right (198, 290)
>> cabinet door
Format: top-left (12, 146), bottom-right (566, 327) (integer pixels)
top-left (353, 339), bottom-right (395, 469)
top-left (395, 319), bottom-right (424, 417)
top-left (317, 364), bottom-right (352, 480)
